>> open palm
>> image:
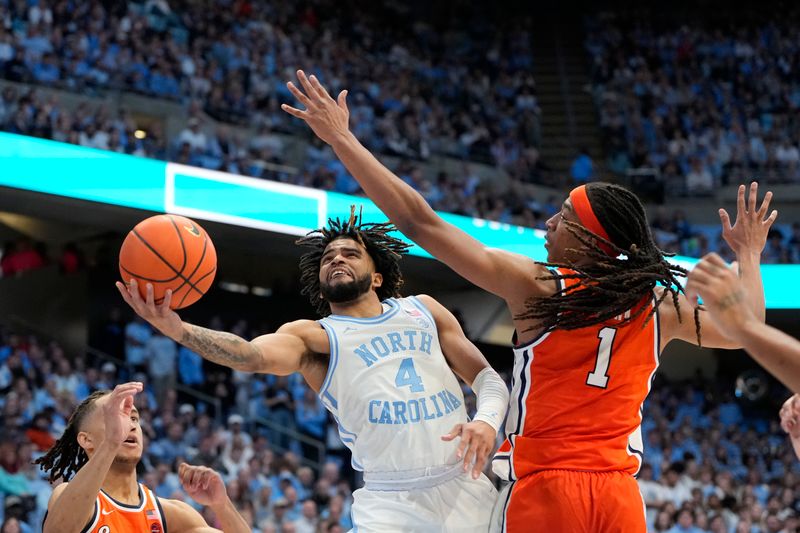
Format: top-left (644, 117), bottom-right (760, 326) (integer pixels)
top-left (719, 182), bottom-right (777, 255)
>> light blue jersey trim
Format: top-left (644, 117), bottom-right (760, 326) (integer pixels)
top-left (324, 298), bottom-right (400, 324)
top-left (322, 390), bottom-right (338, 410)
top-left (408, 295), bottom-right (436, 324)
top-left (317, 321), bottom-right (339, 405)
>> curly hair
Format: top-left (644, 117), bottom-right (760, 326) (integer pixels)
top-left (296, 206), bottom-right (411, 316)
top-left (515, 182), bottom-right (701, 344)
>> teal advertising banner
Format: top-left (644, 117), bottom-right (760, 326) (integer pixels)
top-left (0, 132), bottom-right (796, 308)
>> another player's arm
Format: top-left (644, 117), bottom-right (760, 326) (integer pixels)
top-left (160, 464), bottom-right (252, 533)
top-left (44, 383), bottom-right (143, 533)
top-left (417, 295), bottom-right (509, 479)
top-left (685, 254), bottom-right (800, 393)
top-left (281, 70), bottom-right (552, 303)
top-left (662, 182), bottom-right (776, 350)
top-left (116, 280), bottom-right (321, 376)
top-left (718, 182), bottom-right (776, 323)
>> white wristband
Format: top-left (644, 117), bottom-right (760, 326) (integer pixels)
top-left (471, 367), bottom-right (509, 433)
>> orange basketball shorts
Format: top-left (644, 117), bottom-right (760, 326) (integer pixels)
top-left (492, 470), bottom-right (647, 533)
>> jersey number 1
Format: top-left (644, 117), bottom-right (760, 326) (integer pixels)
top-left (395, 358), bottom-right (424, 392)
top-left (586, 327), bottom-right (617, 388)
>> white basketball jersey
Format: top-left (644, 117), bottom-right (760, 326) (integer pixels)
top-left (318, 296), bottom-right (468, 474)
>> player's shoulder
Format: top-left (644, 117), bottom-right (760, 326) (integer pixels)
top-left (408, 294), bottom-right (445, 315)
top-left (277, 319), bottom-right (325, 335)
top-left (46, 482), bottom-right (69, 507)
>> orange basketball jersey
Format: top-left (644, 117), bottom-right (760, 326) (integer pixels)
top-left (493, 268), bottom-right (660, 481)
top-left (82, 483), bottom-right (166, 533)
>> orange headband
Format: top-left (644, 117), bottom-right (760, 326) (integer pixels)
top-left (569, 185), bottom-right (614, 256)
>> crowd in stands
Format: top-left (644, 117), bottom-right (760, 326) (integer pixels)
top-left (0, 321), bottom-right (362, 533)
top-left (2, 1), bottom-right (800, 262)
top-left (1, 316), bottom-right (799, 533)
top-left (0, 0), bottom-right (542, 176)
top-left (640, 376), bottom-right (800, 532)
top-left (585, 10), bottom-right (800, 195)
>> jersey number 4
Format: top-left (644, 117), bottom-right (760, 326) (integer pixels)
top-left (586, 327), bottom-right (617, 389)
top-left (395, 358), bottom-right (425, 392)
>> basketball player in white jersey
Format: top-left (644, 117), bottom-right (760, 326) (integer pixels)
top-left (117, 212), bottom-right (509, 532)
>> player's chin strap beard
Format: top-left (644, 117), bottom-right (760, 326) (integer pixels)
top-left (321, 273), bottom-right (373, 304)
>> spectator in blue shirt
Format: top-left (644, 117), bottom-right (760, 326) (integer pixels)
top-left (570, 147), bottom-right (594, 184)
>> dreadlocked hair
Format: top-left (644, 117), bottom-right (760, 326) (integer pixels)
top-left (516, 182), bottom-right (702, 345)
top-left (34, 389), bottom-right (110, 482)
top-left (296, 206), bottom-right (411, 316)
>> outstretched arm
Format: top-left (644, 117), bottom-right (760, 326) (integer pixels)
top-left (281, 70), bottom-right (551, 303)
top-left (685, 253), bottom-right (800, 393)
top-left (116, 280), bottom-right (319, 375)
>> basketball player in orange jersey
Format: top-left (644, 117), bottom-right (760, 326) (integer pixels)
top-left (36, 382), bottom-right (251, 533)
top-left (281, 70), bottom-right (778, 532)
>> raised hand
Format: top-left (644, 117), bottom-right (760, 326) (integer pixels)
top-left (281, 69), bottom-right (351, 146)
top-left (116, 279), bottom-right (183, 341)
top-left (178, 463), bottom-right (228, 508)
top-left (719, 182), bottom-right (777, 256)
top-left (442, 420), bottom-right (497, 480)
top-left (101, 382), bottom-right (143, 448)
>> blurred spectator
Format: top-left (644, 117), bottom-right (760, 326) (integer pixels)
top-left (145, 331), bottom-right (178, 406)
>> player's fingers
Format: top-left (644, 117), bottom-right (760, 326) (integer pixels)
top-left (718, 209), bottom-right (732, 232)
top-left (296, 70), bottom-right (319, 102)
top-left (729, 261), bottom-right (739, 277)
top-left (111, 382), bottom-right (143, 398)
top-left (703, 253), bottom-right (728, 268)
top-left (456, 429), bottom-right (471, 461)
top-left (337, 89), bottom-right (349, 112)
top-left (683, 282), bottom-right (700, 307)
top-left (128, 279), bottom-right (144, 304)
top-left (115, 281), bottom-right (134, 303)
top-left (472, 446), bottom-right (488, 479)
top-left (201, 470), bottom-right (212, 490)
top-left (280, 103), bottom-right (308, 119)
top-left (286, 81), bottom-right (313, 109)
top-left (145, 283), bottom-right (155, 309)
top-left (308, 74), bottom-right (332, 100)
top-left (757, 190), bottom-right (773, 218)
top-left (441, 424), bottom-right (462, 441)
top-left (736, 184), bottom-right (746, 214)
top-left (161, 289), bottom-right (173, 313)
top-left (748, 182), bottom-right (758, 214)
top-left (765, 209), bottom-right (778, 227)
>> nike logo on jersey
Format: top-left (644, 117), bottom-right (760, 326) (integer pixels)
top-left (101, 509), bottom-right (114, 516)
top-left (343, 327), bottom-right (357, 334)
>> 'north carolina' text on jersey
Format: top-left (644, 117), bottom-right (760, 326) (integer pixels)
top-left (318, 297), bottom-right (467, 473)
top-left (493, 268), bottom-right (661, 481)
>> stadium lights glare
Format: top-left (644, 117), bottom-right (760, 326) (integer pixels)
top-left (251, 286), bottom-right (272, 297)
top-left (218, 281), bottom-right (249, 294)
top-left (134, 129), bottom-right (147, 139)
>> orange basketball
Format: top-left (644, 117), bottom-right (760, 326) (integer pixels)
top-left (119, 214), bottom-right (217, 309)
